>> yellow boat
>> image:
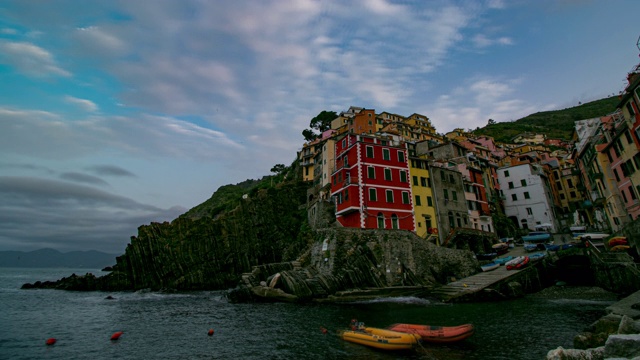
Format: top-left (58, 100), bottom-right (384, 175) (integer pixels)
top-left (341, 326), bottom-right (419, 351)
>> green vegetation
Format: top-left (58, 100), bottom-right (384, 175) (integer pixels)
top-left (472, 96), bottom-right (620, 142)
top-left (301, 110), bottom-right (338, 142)
top-left (181, 158), bottom-right (302, 220)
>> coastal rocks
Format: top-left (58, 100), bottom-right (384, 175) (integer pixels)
top-left (227, 227), bottom-right (480, 303)
top-left (603, 334), bottom-right (640, 358)
top-left (546, 346), bottom-right (604, 360)
top-left (21, 273), bottom-right (102, 291)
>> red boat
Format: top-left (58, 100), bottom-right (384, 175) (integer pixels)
top-left (506, 256), bottom-right (530, 270)
top-left (386, 323), bottom-right (474, 343)
top-left (608, 237), bottom-right (628, 247)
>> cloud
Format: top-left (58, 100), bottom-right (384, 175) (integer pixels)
top-left (64, 96), bottom-right (99, 112)
top-left (60, 172), bottom-right (110, 186)
top-left (0, 40), bottom-right (71, 77)
top-left (0, 176), bottom-right (185, 253)
top-left (0, 106), bottom-right (243, 161)
top-left (472, 34), bottom-right (514, 48)
top-left (1, 28), bottom-right (18, 35)
top-left (87, 165), bottom-right (136, 178)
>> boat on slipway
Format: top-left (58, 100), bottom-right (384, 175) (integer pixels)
top-left (505, 256), bottom-right (530, 270)
top-left (493, 256), bottom-right (514, 266)
top-left (387, 323), bottom-right (475, 344)
top-left (522, 231), bottom-right (552, 244)
top-left (480, 262), bottom-right (499, 272)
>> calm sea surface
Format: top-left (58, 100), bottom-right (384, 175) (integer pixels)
top-left (0, 267), bottom-right (616, 360)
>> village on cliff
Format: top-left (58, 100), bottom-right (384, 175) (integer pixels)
top-left (298, 62), bottom-right (640, 249)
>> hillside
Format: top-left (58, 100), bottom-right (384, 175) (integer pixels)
top-left (472, 96), bottom-right (620, 143)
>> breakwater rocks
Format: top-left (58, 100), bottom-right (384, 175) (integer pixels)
top-left (225, 228), bottom-right (480, 303)
top-left (546, 289), bottom-right (640, 360)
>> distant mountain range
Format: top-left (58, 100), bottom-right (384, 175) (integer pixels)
top-left (472, 96), bottom-right (620, 143)
top-left (0, 248), bottom-right (118, 269)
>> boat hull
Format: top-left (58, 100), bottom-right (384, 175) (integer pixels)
top-left (341, 327), bottom-right (419, 351)
top-left (387, 323), bottom-right (475, 343)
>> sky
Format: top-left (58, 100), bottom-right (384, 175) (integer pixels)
top-left (1, 0), bottom-right (639, 254)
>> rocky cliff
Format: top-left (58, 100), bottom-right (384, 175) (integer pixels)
top-left (21, 166), bottom-right (481, 299)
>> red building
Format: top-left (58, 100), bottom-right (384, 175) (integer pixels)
top-left (330, 133), bottom-right (414, 230)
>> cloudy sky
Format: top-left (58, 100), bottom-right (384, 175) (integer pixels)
top-left (1, 1), bottom-right (639, 254)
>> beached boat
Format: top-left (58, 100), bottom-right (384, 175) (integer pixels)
top-left (506, 256), bottom-right (530, 270)
top-left (491, 243), bottom-right (509, 255)
top-left (522, 231), bottom-right (552, 243)
top-left (341, 326), bottom-right (419, 351)
top-left (608, 237), bottom-right (628, 247)
top-left (481, 262), bottom-right (499, 272)
top-left (475, 252), bottom-right (497, 261)
top-left (529, 252), bottom-right (546, 262)
top-left (524, 243), bottom-right (540, 252)
top-left (386, 323), bottom-right (474, 344)
top-left (493, 256), bottom-right (514, 265)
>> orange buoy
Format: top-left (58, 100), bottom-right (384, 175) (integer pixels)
top-left (207, 329), bottom-right (214, 336)
top-left (45, 338), bottom-right (57, 346)
top-left (110, 331), bottom-right (123, 341)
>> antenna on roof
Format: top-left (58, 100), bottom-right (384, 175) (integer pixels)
top-left (637, 34), bottom-right (640, 54)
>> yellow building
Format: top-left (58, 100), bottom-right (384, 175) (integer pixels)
top-left (407, 143), bottom-right (437, 238)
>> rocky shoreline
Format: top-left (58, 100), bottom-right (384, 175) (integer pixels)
top-left (545, 288), bottom-right (640, 359)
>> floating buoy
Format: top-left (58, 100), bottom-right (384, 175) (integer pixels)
top-left (320, 327), bottom-right (328, 334)
top-left (45, 338), bottom-right (57, 346)
top-left (207, 329), bottom-right (214, 336)
top-left (110, 331), bottom-right (123, 341)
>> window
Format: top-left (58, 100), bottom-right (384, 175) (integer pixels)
top-left (521, 179), bottom-right (527, 187)
top-left (508, 181), bottom-right (514, 189)
top-left (524, 192), bottom-right (530, 199)
top-left (630, 186), bottom-right (637, 200)
top-left (400, 170), bottom-right (407, 183)
top-left (377, 213), bottom-right (384, 229)
top-left (344, 189), bottom-right (348, 201)
top-left (614, 169), bottom-right (620, 182)
top-left (415, 195), bottom-right (421, 206)
top-left (441, 170), bottom-right (446, 181)
top-left (526, 207), bottom-right (533, 215)
top-left (342, 139), bottom-right (346, 148)
top-left (504, 170), bottom-right (510, 177)
top-left (366, 146), bottom-right (374, 158)
top-left (391, 214), bottom-right (399, 229)
top-left (427, 178), bottom-right (431, 187)
top-left (427, 196), bottom-right (433, 206)
top-left (448, 212), bottom-right (454, 228)
top-left (511, 194), bottom-right (517, 201)
top-left (625, 130), bottom-right (633, 144)
top-left (452, 191), bottom-right (458, 201)
top-left (384, 168), bottom-right (392, 181)
top-left (368, 166), bottom-right (375, 179)
top-left (570, 191), bottom-right (576, 198)
top-left (560, 193), bottom-right (566, 200)
top-left (402, 192), bottom-right (410, 204)
top-left (383, 149), bottom-right (390, 160)
top-left (420, 177), bottom-right (427, 187)
top-left (398, 151), bottom-right (405, 163)
top-left (412, 176), bottom-right (418, 186)
top-left (369, 188), bottom-right (377, 201)
top-left (449, 174), bottom-right (455, 184)
top-left (443, 189), bottom-right (449, 200)
top-left (567, 179), bottom-right (574, 188)
top-left (386, 190), bottom-right (394, 203)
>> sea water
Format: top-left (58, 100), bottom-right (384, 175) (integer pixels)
top-left (0, 268), bottom-right (615, 360)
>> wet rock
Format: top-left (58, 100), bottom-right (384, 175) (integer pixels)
top-left (618, 315), bottom-right (640, 334)
top-left (604, 334), bottom-right (640, 358)
top-left (574, 332), bottom-right (610, 350)
top-left (545, 346), bottom-right (604, 360)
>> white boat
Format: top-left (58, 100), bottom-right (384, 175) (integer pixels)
top-left (481, 262), bottom-right (499, 272)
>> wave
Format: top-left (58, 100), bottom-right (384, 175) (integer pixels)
top-left (347, 296), bottom-right (437, 306)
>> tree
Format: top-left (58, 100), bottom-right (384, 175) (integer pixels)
top-left (487, 118), bottom-right (496, 125)
top-left (270, 164), bottom-right (286, 175)
top-left (302, 129), bottom-right (317, 142)
top-left (309, 110), bottom-right (337, 133)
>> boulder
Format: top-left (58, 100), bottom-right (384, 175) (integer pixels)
top-left (574, 332), bottom-right (610, 350)
top-left (604, 334), bottom-right (640, 359)
top-left (545, 346), bottom-right (604, 360)
top-left (618, 315), bottom-right (640, 335)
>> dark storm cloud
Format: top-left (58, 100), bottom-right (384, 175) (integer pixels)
top-left (0, 176), bottom-right (186, 253)
top-left (87, 165), bottom-right (137, 178)
top-left (60, 172), bottom-right (110, 186)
